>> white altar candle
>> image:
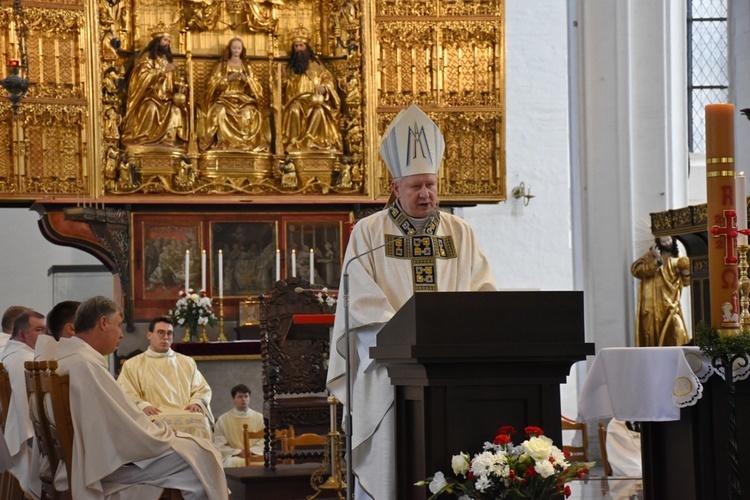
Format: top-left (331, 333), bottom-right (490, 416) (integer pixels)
top-left (310, 248), bottom-right (314, 284)
top-left (291, 249), bottom-right (297, 277)
top-left (276, 249), bottom-right (281, 281)
top-left (201, 249), bottom-right (207, 291)
top-left (738, 172), bottom-right (748, 245)
top-left (218, 249), bottom-right (223, 298)
top-left (185, 250), bottom-right (190, 291)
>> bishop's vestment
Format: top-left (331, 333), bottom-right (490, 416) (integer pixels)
top-left (326, 202), bottom-right (497, 499)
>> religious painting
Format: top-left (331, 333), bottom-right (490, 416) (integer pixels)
top-left (239, 298), bottom-right (261, 326)
top-left (140, 220), bottom-right (203, 300)
top-left (284, 220), bottom-right (343, 289)
top-left (211, 221), bottom-right (277, 297)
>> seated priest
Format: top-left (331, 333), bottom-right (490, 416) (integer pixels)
top-left (35, 300), bottom-right (80, 361)
top-left (56, 295), bottom-right (228, 498)
top-left (212, 383), bottom-right (264, 467)
top-left (326, 104), bottom-right (498, 499)
top-left (1, 310), bottom-right (44, 498)
top-left (117, 316), bottom-right (214, 438)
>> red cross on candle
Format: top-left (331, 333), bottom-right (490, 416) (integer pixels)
top-left (711, 209), bottom-right (739, 264)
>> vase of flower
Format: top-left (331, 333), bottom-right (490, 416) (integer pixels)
top-left (417, 425), bottom-right (593, 500)
top-left (169, 289), bottom-right (217, 343)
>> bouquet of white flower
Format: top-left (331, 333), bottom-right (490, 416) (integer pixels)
top-left (416, 425), bottom-right (593, 500)
top-left (168, 289), bottom-right (216, 342)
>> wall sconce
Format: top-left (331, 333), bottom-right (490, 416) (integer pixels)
top-left (511, 181), bottom-right (535, 206)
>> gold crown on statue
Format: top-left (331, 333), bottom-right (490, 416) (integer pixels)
top-left (290, 25), bottom-right (311, 44)
top-left (150, 21), bottom-right (172, 40)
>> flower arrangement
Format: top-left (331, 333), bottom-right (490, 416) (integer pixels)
top-left (316, 287), bottom-right (337, 313)
top-left (168, 289), bottom-right (217, 342)
top-left (416, 425), bottom-right (592, 500)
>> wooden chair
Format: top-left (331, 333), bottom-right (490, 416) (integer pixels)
top-left (281, 432), bottom-right (327, 464)
top-left (0, 363), bottom-right (25, 500)
top-left (242, 425), bottom-right (292, 466)
top-left (598, 421), bottom-right (613, 476)
top-left (260, 277), bottom-right (336, 469)
top-left (24, 360), bottom-right (67, 500)
top-left (38, 360), bottom-right (74, 493)
top-left (561, 415), bottom-right (589, 462)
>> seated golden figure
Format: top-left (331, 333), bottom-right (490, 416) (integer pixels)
top-left (282, 30), bottom-right (342, 153)
top-left (121, 32), bottom-right (188, 148)
top-left (198, 38), bottom-right (271, 153)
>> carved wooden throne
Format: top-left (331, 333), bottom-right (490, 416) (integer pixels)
top-left (260, 277), bottom-right (333, 469)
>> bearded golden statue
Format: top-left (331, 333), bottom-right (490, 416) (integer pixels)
top-left (282, 31), bottom-right (342, 153)
top-left (197, 38), bottom-right (270, 152)
top-left (121, 33), bottom-right (188, 148)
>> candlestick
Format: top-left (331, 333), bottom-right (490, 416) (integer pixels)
top-left (706, 103), bottom-right (739, 334)
top-left (276, 248), bottom-right (281, 281)
top-left (218, 249), bottom-right (223, 298)
top-left (310, 248), bottom-right (315, 284)
top-left (201, 249), bottom-right (206, 292)
top-left (738, 173), bottom-right (748, 246)
top-left (291, 249), bottom-right (297, 277)
top-left (217, 297), bottom-right (227, 342)
top-left (185, 250), bottom-right (190, 291)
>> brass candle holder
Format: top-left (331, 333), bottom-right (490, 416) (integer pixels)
top-left (217, 297), bottom-right (227, 342)
top-left (309, 396), bottom-right (346, 499)
top-left (738, 244), bottom-right (750, 330)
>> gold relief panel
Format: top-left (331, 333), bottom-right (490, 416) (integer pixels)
top-left (377, 22), bottom-right (437, 106)
top-left (440, 0), bottom-right (501, 17)
top-left (376, 0), bottom-right (436, 17)
top-left (0, 104), bottom-right (13, 186)
top-left (21, 104), bottom-right (86, 195)
top-left (376, 111), bottom-right (503, 199)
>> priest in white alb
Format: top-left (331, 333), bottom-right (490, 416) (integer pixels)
top-left (212, 383), bottom-right (264, 467)
top-left (55, 296), bottom-right (228, 499)
top-left (1, 310), bottom-right (44, 498)
top-left (117, 316), bottom-right (214, 438)
top-left (326, 104), bottom-right (498, 499)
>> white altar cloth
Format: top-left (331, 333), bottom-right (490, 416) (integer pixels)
top-left (578, 346), bottom-right (750, 423)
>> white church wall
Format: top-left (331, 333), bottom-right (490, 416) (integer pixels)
top-left (464, 0), bottom-right (578, 420)
top-left (0, 208), bottom-right (104, 315)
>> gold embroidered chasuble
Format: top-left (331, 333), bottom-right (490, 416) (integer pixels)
top-left (117, 348), bottom-right (214, 436)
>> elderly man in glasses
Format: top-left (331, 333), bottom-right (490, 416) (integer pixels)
top-left (117, 316), bottom-right (214, 438)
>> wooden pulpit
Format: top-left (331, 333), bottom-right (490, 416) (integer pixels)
top-left (370, 291), bottom-right (594, 499)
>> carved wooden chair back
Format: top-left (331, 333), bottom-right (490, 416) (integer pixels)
top-left (260, 277), bottom-right (333, 469)
top-left (38, 360), bottom-right (74, 492)
top-left (25, 360), bottom-right (67, 499)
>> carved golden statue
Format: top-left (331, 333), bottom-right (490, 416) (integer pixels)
top-left (282, 27), bottom-right (342, 153)
top-left (121, 30), bottom-right (188, 148)
top-left (197, 38), bottom-right (271, 152)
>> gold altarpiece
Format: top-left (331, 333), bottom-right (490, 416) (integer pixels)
top-left (1, 0), bottom-right (505, 328)
top-left (0, 0), bottom-right (505, 203)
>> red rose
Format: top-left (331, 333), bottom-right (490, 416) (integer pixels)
top-left (498, 425), bottom-right (516, 436)
top-left (565, 485), bottom-right (572, 498)
top-left (494, 433), bottom-right (512, 445)
top-left (524, 425), bottom-right (544, 437)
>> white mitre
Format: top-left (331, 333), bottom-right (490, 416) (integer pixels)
top-left (379, 104), bottom-right (445, 179)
